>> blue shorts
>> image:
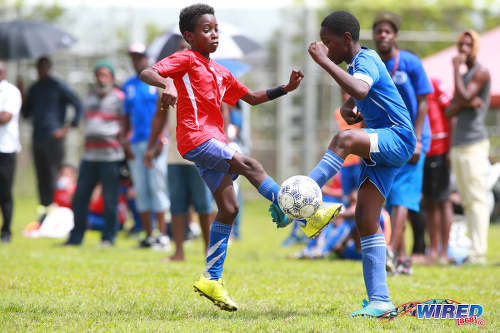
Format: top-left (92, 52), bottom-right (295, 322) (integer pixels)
top-left (386, 152), bottom-right (426, 213)
top-left (358, 126), bottom-right (415, 198)
top-left (340, 164), bottom-right (361, 197)
top-left (183, 138), bottom-right (239, 193)
top-left (168, 164), bottom-right (214, 215)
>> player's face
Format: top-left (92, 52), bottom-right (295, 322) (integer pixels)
top-left (319, 27), bottom-right (347, 65)
top-left (457, 34), bottom-right (473, 60)
top-left (373, 22), bottom-right (397, 54)
top-left (186, 14), bottom-right (219, 56)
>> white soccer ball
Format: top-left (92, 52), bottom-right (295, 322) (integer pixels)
top-left (277, 175), bottom-right (322, 220)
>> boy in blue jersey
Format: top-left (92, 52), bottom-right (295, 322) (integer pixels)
top-left (372, 11), bottom-right (433, 275)
top-left (306, 11), bottom-right (416, 317)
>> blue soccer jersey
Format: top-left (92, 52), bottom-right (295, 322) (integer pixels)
top-left (347, 47), bottom-right (412, 132)
top-left (346, 47), bottom-right (417, 197)
top-left (383, 50), bottom-right (433, 153)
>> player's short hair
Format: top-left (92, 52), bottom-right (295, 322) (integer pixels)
top-left (321, 10), bottom-right (360, 42)
top-left (179, 4), bottom-right (215, 36)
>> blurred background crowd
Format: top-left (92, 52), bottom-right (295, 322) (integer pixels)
top-left (1, 0), bottom-right (500, 274)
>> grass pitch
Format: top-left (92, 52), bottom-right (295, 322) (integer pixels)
top-left (0, 195), bottom-right (499, 332)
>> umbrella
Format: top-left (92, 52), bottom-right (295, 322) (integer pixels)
top-left (148, 22), bottom-right (262, 61)
top-left (216, 58), bottom-right (251, 77)
top-left (0, 19), bottom-right (77, 60)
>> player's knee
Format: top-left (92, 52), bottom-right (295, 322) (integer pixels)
top-left (338, 131), bottom-right (355, 151)
top-left (221, 201), bottom-right (240, 220)
top-left (224, 203), bottom-right (240, 220)
top-left (331, 131), bottom-right (355, 153)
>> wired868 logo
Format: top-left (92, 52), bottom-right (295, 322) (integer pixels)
top-left (394, 299), bottom-right (486, 327)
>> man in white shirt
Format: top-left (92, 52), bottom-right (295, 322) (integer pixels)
top-left (0, 61), bottom-right (22, 243)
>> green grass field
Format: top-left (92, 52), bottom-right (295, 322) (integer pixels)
top-left (1, 194), bottom-right (499, 332)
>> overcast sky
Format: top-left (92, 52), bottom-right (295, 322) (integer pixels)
top-left (24, 0), bottom-right (305, 9)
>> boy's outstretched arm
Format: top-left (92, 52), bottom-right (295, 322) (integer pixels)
top-left (240, 69), bottom-right (304, 105)
top-left (308, 42), bottom-right (369, 101)
top-left (140, 68), bottom-right (177, 107)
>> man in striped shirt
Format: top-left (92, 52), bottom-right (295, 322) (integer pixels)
top-left (65, 61), bottom-right (126, 247)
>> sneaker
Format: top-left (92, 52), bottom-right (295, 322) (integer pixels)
top-left (269, 202), bottom-right (291, 228)
top-left (1, 233), bottom-right (11, 243)
top-left (386, 247), bottom-right (397, 275)
top-left (350, 299), bottom-right (397, 318)
top-left (100, 240), bottom-right (113, 248)
top-left (152, 235), bottom-right (171, 252)
top-left (300, 204), bottom-right (343, 239)
top-left (395, 257), bottom-right (413, 275)
top-left (193, 275), bottom-right (238, 311)
top-left (138, 236), bottom-right (154, 249)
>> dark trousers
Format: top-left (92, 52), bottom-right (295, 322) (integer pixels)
top-left (0, 153), bottom-right (16, 236)
top-left (33, 137), bottom-right (64, 206)
top-left (67, 160), bottom-right (121, 244)
top-left (409, 209), bottom-right (426, 254)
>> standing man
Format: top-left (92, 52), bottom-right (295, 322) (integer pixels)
top-left (445, 30), bottom-right (491, 264)
top-left (123, 43), bottom-right (170, 250)
top-left (66, 61), bottom-right (124, 247)
top-left (373, 11), bottom-right (433, 274)
top-left (0, 62), bottom-right (22, 243)
top-left (22, 56), bottom-right (83, 209)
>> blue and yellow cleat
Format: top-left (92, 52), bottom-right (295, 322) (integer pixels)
top-left (193, 276), bottom-right (238, 312)
top-left (300, 203), bottom-right (343, 239)
top-left (350, 299), bottom-right (397, 319)
top-left (269, 202), bottom-right (292, 228)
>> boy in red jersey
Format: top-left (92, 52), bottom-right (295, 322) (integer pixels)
top-left (140, 4), bottom-right (323, 311)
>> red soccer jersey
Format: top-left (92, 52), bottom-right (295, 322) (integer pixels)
top-left (427, 78), bottom-right (451, 156)
top-left (152, 50), bottom-right (249, 156)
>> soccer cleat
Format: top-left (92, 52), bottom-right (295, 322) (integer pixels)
top-left (350, 299), bottom-right (397, 319)
top-left (300, 204), bottom-right (343, 239)
top-left (386, 247), bottom-right (397, 275)
top-left (269, 202), bottom-right (292, 228)
top-left (193, 276), bottom-right (238, 312)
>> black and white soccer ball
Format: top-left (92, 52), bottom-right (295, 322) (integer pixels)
top-left (277, 175), bottom-right (322, 220)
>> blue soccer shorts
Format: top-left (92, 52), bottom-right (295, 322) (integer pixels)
top-left (386, 153), bottom-right (426, 213)
top-left (358, 126), bottom-right (416, 198)
top-left (183, 138), bottom-right (239, 193)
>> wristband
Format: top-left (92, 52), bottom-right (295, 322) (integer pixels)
top-left (266, 85), bottom-right (287, 100)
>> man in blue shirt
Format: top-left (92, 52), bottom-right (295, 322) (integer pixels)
top-left (373, 11), bottom-right (433, 275)
top-left (22, 56), bottom-right (83, 208)
top-left (123, 43), bottom-right (170, 250)
top-left (305, 10), bottom-right (416, 317)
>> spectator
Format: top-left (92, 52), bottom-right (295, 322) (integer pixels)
top-left (373, 11), bottom-right (433, 275)
top-left (423, 78), bottom-right (453, 264)
top-left (0, 61), bottom-right (22, 243)
top-left (21, 56), bottom-right (83, 208)
top-left (445, 30), bottom-right (491, 264)
top-left (123, 43), bottom-right (170, 250)
top-left (65, 61), bottom-right (125, 247)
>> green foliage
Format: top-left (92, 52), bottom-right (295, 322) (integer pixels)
top-left (14, 0), bottom-right (66, 22)
top-left (144, 22), bottom-right (165, 46)
top-left (0, 194), bottom-right (499, 331)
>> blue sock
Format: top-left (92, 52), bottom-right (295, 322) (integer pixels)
top-left (308, 150), bottom-right (344, 188)
top-left (360, 233), bottom-right (390, 302)
top-left (257, 176), bottom-right (280, 203)
top-left (204, 221), bottom-right (232, 280)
